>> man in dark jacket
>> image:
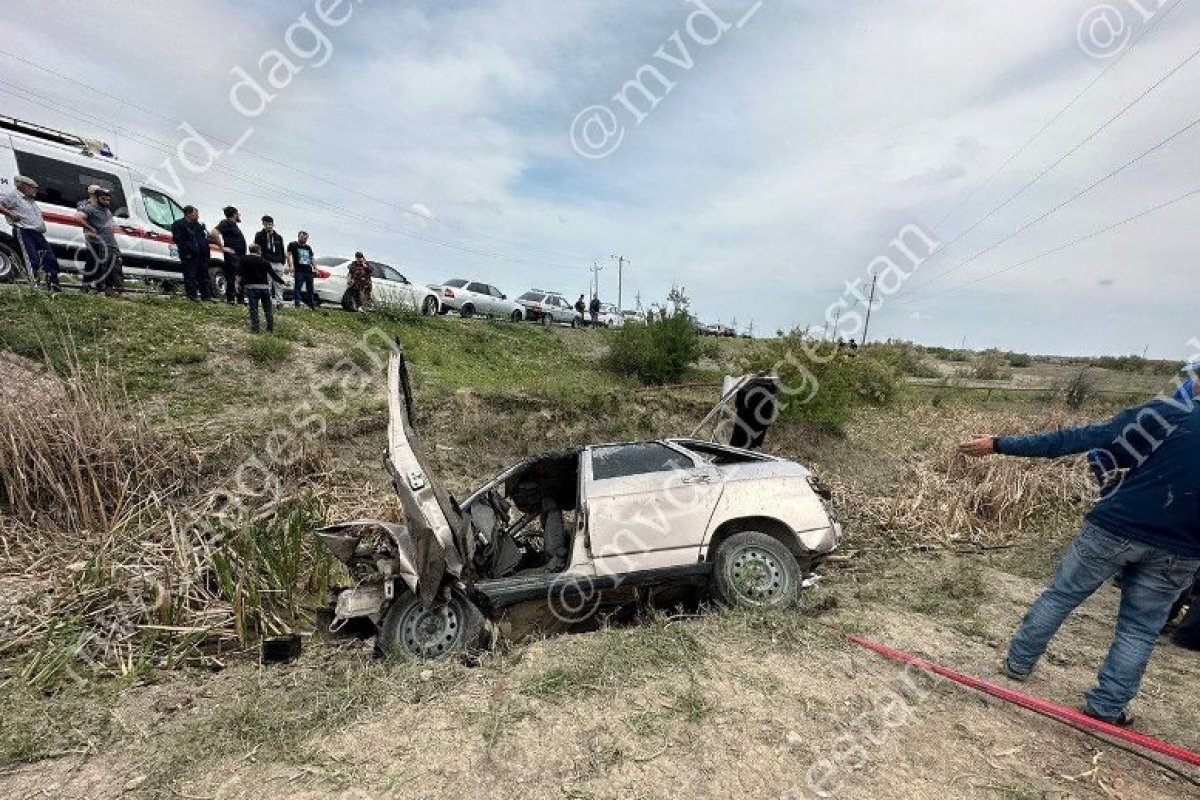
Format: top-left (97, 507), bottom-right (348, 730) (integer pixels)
top-left (253, 215), bottom-right (286, 309)
top-left (214, 206), bottom-right (246, 304)
top-left (170, 205), bottom-right (214, 302)
top-left (960, 390), bottom-right (1200, 726)
top-left (238, 244), bottom-right (285, 333)
top-left (588, 295), bottom-right (601, 327)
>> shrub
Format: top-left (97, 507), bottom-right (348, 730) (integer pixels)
top-left (972, 349), bottom-right (1012, 381)
top-left (603, 292), bottom-right (701, 384)
top-left (738, 331), bottom-right (902, 432)
top-left (246, 335), bottom-right (293, 365)
top-left (1005, 351), bottom-right (1033, 368)
top-left (865, 341), bottom-right (941, 378)
top-left (1064, 367), bottom-right (1097, 409)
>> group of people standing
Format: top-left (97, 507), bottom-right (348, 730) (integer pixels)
top-left (168, 207), bottom-right (320, 332)
top-left (0, 176), bottom-right (122, 295)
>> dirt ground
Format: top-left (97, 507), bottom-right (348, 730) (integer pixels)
top-left (3, 554), bottom-right (1197, 800)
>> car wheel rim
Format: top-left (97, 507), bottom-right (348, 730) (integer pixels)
top-left (0, 244), bottom-right (17, 280)
top-left (423, 297), bottom-right (437, 314)
top-left (729, 546), bottom-right (784, 604)
top-left (398, 600), bottom-right (462, 659)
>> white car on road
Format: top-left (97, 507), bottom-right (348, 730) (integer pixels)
top-left (310, 257), bottom-right (440, 314)
top-left (431, 278), bottom-right (524, 321)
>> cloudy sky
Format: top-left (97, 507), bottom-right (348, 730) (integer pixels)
top-left (4, 0), bottom-right (1198, 356)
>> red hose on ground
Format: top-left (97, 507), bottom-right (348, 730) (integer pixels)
top-left (844, 632), bottom-right (1200, 769)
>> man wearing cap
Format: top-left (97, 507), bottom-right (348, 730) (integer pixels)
top-left (74, 186), bottom-right (123, 295)
top-left (0, 175), bottom-right (60, 291)
top-left (959, 377), bottom-right (1200, 727)
top-left (214, 206), bottom-right (246, 305)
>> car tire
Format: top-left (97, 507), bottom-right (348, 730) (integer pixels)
top-left (421, 295), bottom-right (439, 316)
top-left (376, 589), bottom-right (489, 661)
top-left (0, 238), bottom-right (22, 283)
top-left (510, 309), bottom-right (523, 322)
top-left (712, 531), bottom-right (801, 610)
top-left (540, 313), bottom-right (550, 327)
top-left (209, 265), bottom-right (226, 299)
top-left (460, 303), bottom-right (475, 318)
top-left (569, 317), bottom-right (577, 329)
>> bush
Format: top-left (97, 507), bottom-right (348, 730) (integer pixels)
top-left (971, 349), bottom-right (1012, 381)
top-left (738, 331), bottom-right (902, 432)
top-left (865, 341), bottom-right (941, 378)
top-left (604, 292), bottom-right (701, 384)
top-left (1005, 351), bottom-right (1033, 368)
top-left (1064, 367), bottom-right (1097, 409)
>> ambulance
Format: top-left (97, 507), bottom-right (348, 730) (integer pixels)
top-left (0, 115), bottom-right (221, 288)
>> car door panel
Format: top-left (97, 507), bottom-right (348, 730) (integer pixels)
top-left (584, 446), bottom-right (724, 576)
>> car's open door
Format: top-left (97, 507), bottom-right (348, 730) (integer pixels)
top-left (386, 347), bottom-right (467, 600)
top-left (690, 373), bottom-right (781, 450)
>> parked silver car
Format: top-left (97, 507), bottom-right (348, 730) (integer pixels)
top-left (430, 278), bottom-right (524, 321)
top-left (314, 351), bottom-right (840, 660)
top-left (517, 290), bottom-right (580, 326)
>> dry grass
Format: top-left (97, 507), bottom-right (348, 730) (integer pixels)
top-left (823, 403), bottom-right (1097, 547)
top-left (0, 357), bottom-right (335, 688)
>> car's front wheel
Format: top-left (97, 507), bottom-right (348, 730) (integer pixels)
top-left (510, 309), bottom-right (523, 322)
top-left (712, 531), bottom-right (801, 609)
top-left (377, 590), bottom-right (488, 661)
top-left (421, 295), bottom-right (439, 315)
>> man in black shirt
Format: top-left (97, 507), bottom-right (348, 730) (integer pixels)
top-left (170, 205), bottom-right (214, 302)
top-left (287, 230), bottom-right (317, 309)
top-left (214, 206), bottom-right (247, 304)
top-left (253, 215), bottom-right (286, 309)
top-left (238, 244), bottom-right (285, 333)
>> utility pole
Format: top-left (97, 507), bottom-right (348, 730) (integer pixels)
top-left (830, 307), bottom-right (841, 340)
top-left (860, 274), bottom-right (878, 345)
top-left (610, 255), bottom-right (628, 311)
top-left (589, 261), bottom-right (604, 298)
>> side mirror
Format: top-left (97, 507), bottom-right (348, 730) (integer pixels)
top-left (501, 294), bottom-right (507, 300)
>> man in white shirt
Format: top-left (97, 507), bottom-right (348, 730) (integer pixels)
top-left (0, 175), bottom-right (61, 291)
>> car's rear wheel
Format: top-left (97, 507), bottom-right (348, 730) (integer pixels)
top-left (377, 590), bottom-right (488, 661)
top-left (0, 239), bottom-right (22, 283)
top-left (540, 313), bottom-right (550, 326)
top-left (510, 309), bottom-right (523, 322)
top-left (460, 303), bottom-right (475, 318)
top-left (712, 531), bottom-right (801, 609)
top-left (421, 295), bottom-right (438, 315)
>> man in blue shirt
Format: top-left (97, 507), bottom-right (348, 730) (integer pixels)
top-left (959, 386), bottom-right (1200, 727)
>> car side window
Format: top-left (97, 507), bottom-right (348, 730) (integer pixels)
top-left (590, 443), bottom-right (694, 481)
top-left (368, 262), bottom-right (386, 279)
top-left (488, 285), bottom-right (504, 298)
top-left (466, 282), bottom-right (488, 293)
top-left (387, 268), bottom-right (408, 283)
top-left (14, 150), bottom-right (130, 217)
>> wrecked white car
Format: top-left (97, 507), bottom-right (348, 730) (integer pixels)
top-left (315, 350), bottom-right (840, 660)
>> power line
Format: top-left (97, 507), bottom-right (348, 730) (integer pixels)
top-left (0, 48), bottom-right (595, 264)
top-left (928, 0), bottom-right (1187, 232)
top-left (908, 39), bottom-right (1200, 291)
top-left (894, 187), bottom-right (1200, 303)
top-left (898, 108), bottom-right (1200, 298)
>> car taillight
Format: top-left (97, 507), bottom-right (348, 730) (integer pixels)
top-left (443, 288), bottom-right (455, 298)
top-left (314, 268), bottom-right (331, 279)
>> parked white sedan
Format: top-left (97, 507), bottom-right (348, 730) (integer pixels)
top-left (430, 278), bottom-right (525, 321)
top-left (310, 257), bottom-right (441, 314)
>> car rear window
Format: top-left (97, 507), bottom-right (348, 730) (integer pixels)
top-left (315, 257), bottom-right (345, 267)
top-left (518, 292), bottom-right (543, 301)
top-left (445, 279), bottom-right (468, 288)
top-left (591, 443), bottom-right (693, 481)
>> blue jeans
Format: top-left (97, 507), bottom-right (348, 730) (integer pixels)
top-left (293, 271), bottom-right (315, 308)
top-left (1007, 521), bottom-right (1200, 720)
top-left (13, 227), bottom-right (60, 287)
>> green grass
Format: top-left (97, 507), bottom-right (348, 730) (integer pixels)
top-left (245, 334), bottom-right (293, 364)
